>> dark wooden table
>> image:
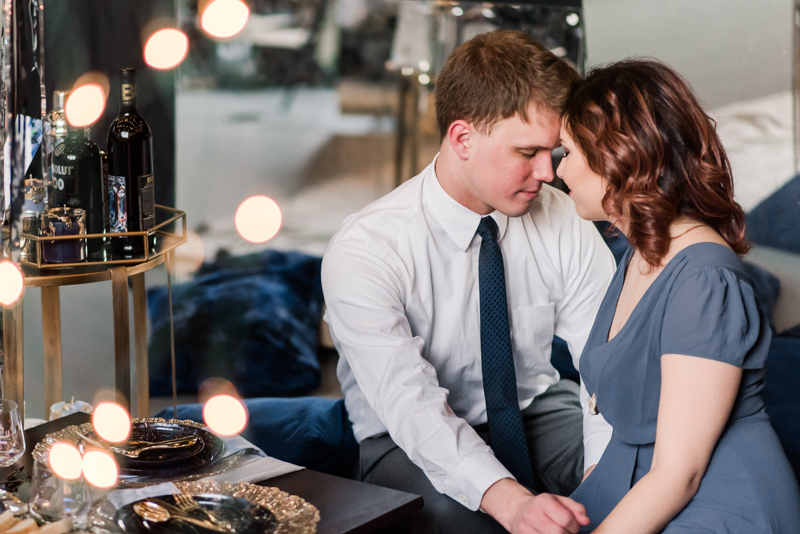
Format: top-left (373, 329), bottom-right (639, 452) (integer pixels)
top-left (2, 413), bottom-right (423, 534)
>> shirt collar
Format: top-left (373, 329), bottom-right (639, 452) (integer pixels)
top-left (423, 155), bottom-right (509, 252)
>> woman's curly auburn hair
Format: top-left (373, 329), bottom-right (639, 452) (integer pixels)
top-left (562, 59), bottom-right (749, 267)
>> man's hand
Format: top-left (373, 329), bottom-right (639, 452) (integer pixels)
top-left (481, 478), bottom-right (590, 534)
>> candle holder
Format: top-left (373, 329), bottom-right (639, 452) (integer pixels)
top-left (41, 207), bottom-right (87, 264)
top-left (23, 177), bottom-right (46, 214)
top-left (20, 212), bottom-right (40, 262)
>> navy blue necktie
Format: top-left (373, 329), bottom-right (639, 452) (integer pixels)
top-left (477, 217), bottom-right (537, 490)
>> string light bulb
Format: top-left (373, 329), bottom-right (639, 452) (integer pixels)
top-left (235, 195), bottom-right (282, 243)
top-left (92, 402), bottom-right (131, 443)
top-left (65, 84), bottom-right (106, 127)
top-left (144, 28), bottom-right (189, 70)
top-left (201, 0), bottom-right (250, 39)
top-left (82, 450), bottom-right (118, 488)
top-left (49, 442), bottom-right (82, 480)
top-left (203, 394), bottom-right (248, 436)
top-left (0, 260), bottom-right (24, 306)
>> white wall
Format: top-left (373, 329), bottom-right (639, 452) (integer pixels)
top-left (584, 0), bottom-right (793, 107)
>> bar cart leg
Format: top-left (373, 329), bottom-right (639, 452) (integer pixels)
top-left (110, 267), bottom-right (131, 411)
top-left (131, 273), bottom-right (149, 418)
top-left (41, 286), bottom-right (63, 412)
top-left (2, 297), bottom-right (24, 421)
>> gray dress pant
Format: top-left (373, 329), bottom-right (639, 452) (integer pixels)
top-left (356, 379), bottom-right (585, 534)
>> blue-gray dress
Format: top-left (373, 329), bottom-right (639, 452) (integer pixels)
top-left (571, 243), bottom-right (800, 533)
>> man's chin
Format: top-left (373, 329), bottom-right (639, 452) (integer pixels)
top-left (499, 201), bottom-right (535, 218)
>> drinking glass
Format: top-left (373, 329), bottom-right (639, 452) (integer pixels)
top-left (28, 458), bottom-right (92, 525)
top-left (0, 400), bottom-right (25, 467)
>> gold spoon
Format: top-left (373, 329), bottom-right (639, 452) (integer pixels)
top-left (133, 500), bottom-right (227, 532)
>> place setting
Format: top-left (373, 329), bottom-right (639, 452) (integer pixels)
top-left (0, 397), bottom-right (321, 534)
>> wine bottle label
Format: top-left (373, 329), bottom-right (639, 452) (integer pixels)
top-left (121, 83), bottom-right (136, 105)
top-left (52, 144), bottom-right (78, 206)
top-left (138, 173), bottom-right (155, 230)
top-left (109, 175), bottom-right (128, 233)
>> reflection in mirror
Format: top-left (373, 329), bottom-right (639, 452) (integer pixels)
top-left (174, 1), bottom-right (583, 261)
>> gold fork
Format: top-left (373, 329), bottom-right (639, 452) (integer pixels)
top-left (171, 488), bottom-right (229, 529)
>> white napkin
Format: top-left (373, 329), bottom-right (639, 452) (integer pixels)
top-left (106, 482), bottom-right (180, 509)
top-left (202, 454), bottom-right (302, 484)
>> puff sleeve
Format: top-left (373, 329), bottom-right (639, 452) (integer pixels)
top-left (660, 266), bottom-right (771, 369)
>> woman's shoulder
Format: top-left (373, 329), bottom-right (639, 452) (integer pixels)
top-left (660, 242), bottom-right (769, 368)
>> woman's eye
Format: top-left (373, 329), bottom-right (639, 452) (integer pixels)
top-left (561, 151), bottom-right (569, 158)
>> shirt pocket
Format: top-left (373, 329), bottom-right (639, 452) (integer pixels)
top-left (510, 304), bottom-right (555, 374)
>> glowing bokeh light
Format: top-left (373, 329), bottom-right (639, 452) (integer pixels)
top-left (235, 196), bottom-right (282, 243)
top-left (203, 395), bottom-right (248, 436)
top-left (201, 0), bottom-right (250, 39)
top-left (145, 28), bottom-right (189, 70)
top-left (0, 260), bottom-right (24, 306)
top-left (418, 73), bottom-right (431, 85)
top-left (566, 13), bottom-right (580, 27)
top-left (82, 450), bottom-right (118, 488)
top-left (50, 442), bottom-right (82, 480)
top-left (451, 6), bottom-right (464, 16)
top-left (418, 60), bottom-right (430, 73)
top-left (66, 84), bottom-right (106, 127)
top-left (92, 402), bottom-right (131, 443)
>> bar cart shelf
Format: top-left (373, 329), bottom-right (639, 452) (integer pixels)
top-left (2, 205), bottom-right (187, 420)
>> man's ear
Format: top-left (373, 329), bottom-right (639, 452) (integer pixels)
top-left (448, 120), bottom-right (473, 160)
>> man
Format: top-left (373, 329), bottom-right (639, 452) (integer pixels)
top-left (321, 30), bottom-right (615, 534)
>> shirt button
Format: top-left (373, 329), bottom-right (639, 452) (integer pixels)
top-left (459, 495), bottom-right (468, 504)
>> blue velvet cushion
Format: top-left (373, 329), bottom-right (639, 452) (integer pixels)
top-left (155, 397), bottom-right (358, 477)
top-left (746, 175), bottom-right (800, 254)
top-left (763, 334), bottom-right (800, 481)
top-left (147, 250), bottom-right (324, 398)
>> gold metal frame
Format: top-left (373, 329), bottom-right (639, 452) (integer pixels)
top-left (16, 205), bottom-right (187, 270)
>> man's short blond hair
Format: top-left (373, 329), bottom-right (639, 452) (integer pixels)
top-left (435, 30), bottom-right (579, 138)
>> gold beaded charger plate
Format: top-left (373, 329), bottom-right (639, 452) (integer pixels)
top-left (33, 418), bottom-right (228, 480)
top-left (91, 481), bottom-right (320, 534)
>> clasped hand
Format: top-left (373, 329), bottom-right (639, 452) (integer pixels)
top-left (481, 478), bottom-right (590, 534)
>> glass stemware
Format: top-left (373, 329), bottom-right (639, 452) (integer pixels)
top-left (28, 458), bottom-right (92, 525)
top-left (0, 400), bottom-right (24, 467)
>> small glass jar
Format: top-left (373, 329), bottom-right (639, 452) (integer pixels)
top-left (20, 211), bottom-right (41, 262)
top-left (41, 207), bottom-right (86, 263)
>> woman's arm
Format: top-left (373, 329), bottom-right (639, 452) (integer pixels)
top-left (592, 353), bottom-right (742, 534)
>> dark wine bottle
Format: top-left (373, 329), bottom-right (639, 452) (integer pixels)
top-left (52, 125), bottom-right (107, 260)
top-left (107, 68), bottom-right (156, 258)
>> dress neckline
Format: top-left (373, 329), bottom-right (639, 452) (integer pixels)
top-left (605, 241), bottom-right (734, 343)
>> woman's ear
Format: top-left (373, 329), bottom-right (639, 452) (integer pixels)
top-left (448, 120), bottom-right (472, 160)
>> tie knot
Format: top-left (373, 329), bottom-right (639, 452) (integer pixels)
top-left (476, 217), bottom-right (499, 243)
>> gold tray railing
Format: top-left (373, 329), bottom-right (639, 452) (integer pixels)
top-left (11, 204), bottom-right (187, 271)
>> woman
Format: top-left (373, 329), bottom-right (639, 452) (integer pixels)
top-left (557, 59), bottom-right (800, 533)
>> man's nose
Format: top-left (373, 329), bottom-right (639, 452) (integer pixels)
top-left (532, 152), bottom-right (555, 182)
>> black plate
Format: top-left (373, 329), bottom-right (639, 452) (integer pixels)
top-left (114, 494), bottom-right (277, 534)
top-left (115, 426), bottom-right (206, 469)
top-left (87, 422), bottom-right (225, 476)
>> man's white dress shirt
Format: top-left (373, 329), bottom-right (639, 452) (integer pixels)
top-left (321, 159), bottom-right (615, 510)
